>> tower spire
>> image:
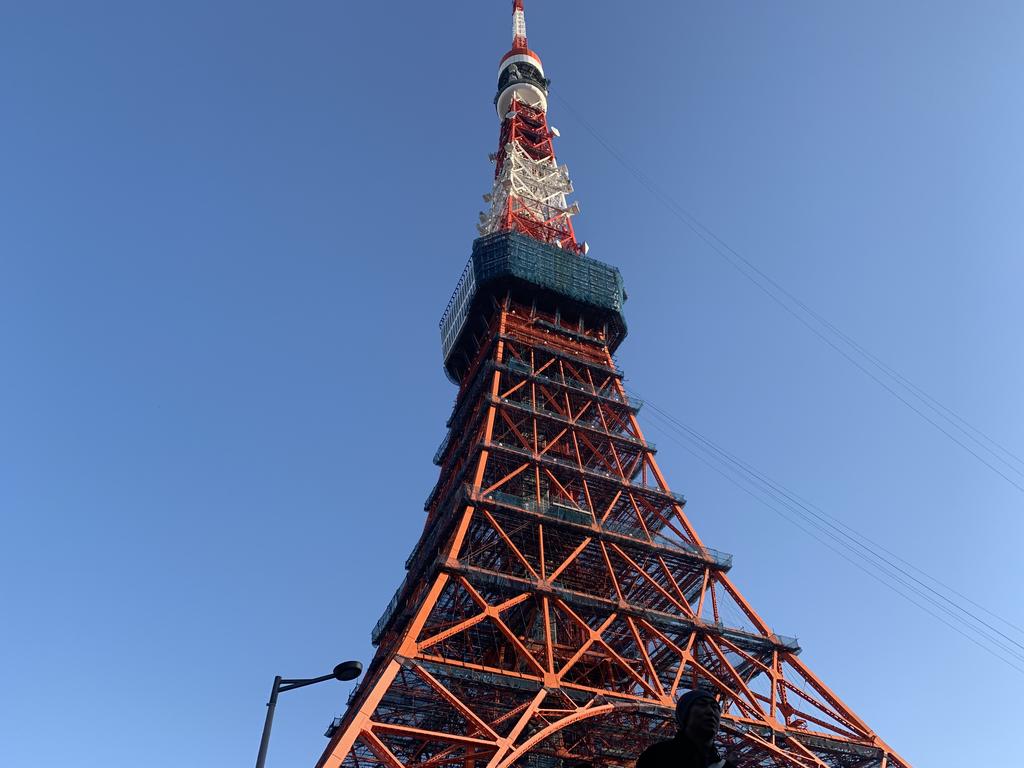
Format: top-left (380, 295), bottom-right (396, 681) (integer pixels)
top-left (512, 0), bottom-right (528, 49)
top-left (478, 1), bottom-right (583, 253)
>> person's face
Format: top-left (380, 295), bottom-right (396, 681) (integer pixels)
top-left (684, 697), bottom-right (722, 745)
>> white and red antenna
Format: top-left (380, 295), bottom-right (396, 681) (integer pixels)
top-left (478, 1), bottom-right (584, 254)
top-left (512, 0), bottom-right (528, 49)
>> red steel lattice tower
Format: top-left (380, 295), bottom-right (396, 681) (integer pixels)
top-left (316, 4), bottom-right (909, 768)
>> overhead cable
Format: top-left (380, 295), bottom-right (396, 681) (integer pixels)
top-left (551, 90), bottom-right (1024, 495)
top-left (634, 399), bottom-right (1024, 676)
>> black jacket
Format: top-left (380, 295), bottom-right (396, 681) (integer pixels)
top-left (636, 734), bottom-right (736, 768)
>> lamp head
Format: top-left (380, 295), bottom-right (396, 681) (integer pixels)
top-left (333, 660), bottom-right (363, 681)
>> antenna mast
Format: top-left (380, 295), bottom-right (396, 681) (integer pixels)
top-left (477, 0), bottom-right (583, 253)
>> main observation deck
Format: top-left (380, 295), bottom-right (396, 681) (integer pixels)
top-left (440, 231), bottom-right (628, 382)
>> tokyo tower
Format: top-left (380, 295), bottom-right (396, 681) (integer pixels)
top-left (316, 3), bottom-right (909, 767)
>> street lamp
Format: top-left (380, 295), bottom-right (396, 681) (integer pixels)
top-left (255, 660), bottom-right (363, 768)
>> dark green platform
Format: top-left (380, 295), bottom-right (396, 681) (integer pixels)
top-left (441, 232), bottom-right (628, 382)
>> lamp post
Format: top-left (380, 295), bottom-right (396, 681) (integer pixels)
top-left (255, 660), bottom-right (362, 768)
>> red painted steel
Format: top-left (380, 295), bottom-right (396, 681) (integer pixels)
top-left (313, 2), bottom-right (909, 767)
top-left (492, 99), bottom-right (581, 254)
top-left (315, 303), bottom-right (909, 768)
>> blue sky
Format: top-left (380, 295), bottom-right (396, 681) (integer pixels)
top-left (2, 2), bottom-right (1022, 766)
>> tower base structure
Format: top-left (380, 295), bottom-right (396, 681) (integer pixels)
top-left (316, 234), bottom-right (908, 768)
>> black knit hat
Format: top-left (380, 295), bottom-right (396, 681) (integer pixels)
top-left (675, 689), bottom-right (718, 729)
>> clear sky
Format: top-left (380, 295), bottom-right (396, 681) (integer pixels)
top-left (2, 2), bottom-right (1022, 766)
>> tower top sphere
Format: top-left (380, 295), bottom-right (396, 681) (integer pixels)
top-left (494, 1), bottom-right (548, 117)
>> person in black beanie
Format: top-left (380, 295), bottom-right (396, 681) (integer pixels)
top-left (635, 690), bottom-right (736, 768)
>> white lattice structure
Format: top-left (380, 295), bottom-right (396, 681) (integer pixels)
top-left (512, 0), bottom-right (528, 47)
top-left (470, 0), bottom-right (584, 252)
top-left (478, 138), bottom-right (579, 241)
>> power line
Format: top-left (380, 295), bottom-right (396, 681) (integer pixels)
top-left (551, 90), bottom-right (1024, 494)
top-left (680, 412), bottom-right (1024, 639)
top-left (645, 413), bottom-right (1024, 675)
top-left (634, 402), bottom-right (1024, 675)
top-left (643, 400), bottom-right (1024, 655)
